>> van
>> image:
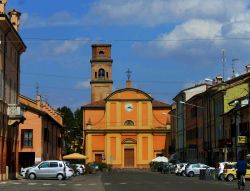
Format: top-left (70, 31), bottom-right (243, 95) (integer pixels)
top-left (25, 160), bottom-right (73, 180)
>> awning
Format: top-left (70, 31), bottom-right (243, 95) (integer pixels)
top-left (62, 153), bottom-right (88, 160)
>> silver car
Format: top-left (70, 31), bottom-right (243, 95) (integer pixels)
top-left (26, 160), bottom-right (72, 180)
top-left (185, 163), bottom-right (215, 177)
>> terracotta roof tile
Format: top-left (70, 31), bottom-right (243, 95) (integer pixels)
top-left (82, 100), bottom-right (105, 108)
top-left (152, 100), bottom-right (171, 108)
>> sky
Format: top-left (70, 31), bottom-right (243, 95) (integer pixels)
top-left (6, 0), bottom-right (250, 110)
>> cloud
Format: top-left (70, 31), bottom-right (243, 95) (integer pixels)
top-left (84, 0), bottom-right (248, 26)
top-left (75, 79), bottom-right (91, 90)
top-left (41, 38), bottom-right (88, 56)
top-left (20, 11), bottom-right (79, 28)
top-left (20, 0), bottom-right (249, 28)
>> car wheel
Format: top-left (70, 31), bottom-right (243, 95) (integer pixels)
top-left (188, 171), bottom-right (194, 177)
top-left (226, 174), bottom-right (234, 182)
top-left (28, 173), bottom-right (36, 180)
top-left (76, 171), bottom-right (80, 176)
top-left (181, 171), bottom-right (186, 176)
top-left (219, 173), bottom-right (224, 180)
top-left (57, 173), bottom-right (64, 180)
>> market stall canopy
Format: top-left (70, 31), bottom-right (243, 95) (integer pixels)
top-left (151, 156), bottom-right (169, 163)
top-left (63, 153), bottom-right (88, 160)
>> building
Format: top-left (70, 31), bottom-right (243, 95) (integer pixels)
top-left (171, 65), bottom-right (250, 165)
top-left (173, 84), bottom-right (209, 162)
top-left (82, 44), bottom-right (171, 168)
top-left (18, 95), bottom-right (63, 169)
top-left (0, 0), bottom-right (26, 180)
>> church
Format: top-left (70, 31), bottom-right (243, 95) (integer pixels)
top-left (82, 44), bottom-right (171, 168)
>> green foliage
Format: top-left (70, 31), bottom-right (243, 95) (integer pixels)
top-left (57, 106), bottom-right (83, 154)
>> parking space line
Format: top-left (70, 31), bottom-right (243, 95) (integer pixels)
top-left (58, 184), bottom-right (67, 186)
top-left (27, 183), bottom-right (37, 185)
top-left (43, 183), bottom-right (52, 186)
top-left (120, 182), bottom-right (127, 185)
top-left (74, 184), bottom-right (82, 186)
top-left (11, 182), bottom-right (21, 185)
top-left (88, 183), bottom-right (97, 186)
top-left (0, 182), bottom-right (7, 184)
top-left (104, 182), bottom-right (112, 185)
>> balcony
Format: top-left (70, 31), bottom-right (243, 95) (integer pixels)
top-left (7, 104), bottom-right (24, 125)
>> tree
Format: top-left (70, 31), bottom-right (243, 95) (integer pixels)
top-left (57, 106), bottom-right (83, 154)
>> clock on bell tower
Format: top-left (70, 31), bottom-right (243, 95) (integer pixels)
top-left (90, 44), bottom-right (113, 102)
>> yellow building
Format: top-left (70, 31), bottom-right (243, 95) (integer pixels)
top-left (82, 44), bottom-right (171, 168)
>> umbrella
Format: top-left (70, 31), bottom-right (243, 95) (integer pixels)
top-left (63, 153), bottom-right (88, 160)
top-left (151, 156), bottom-right (169, 163)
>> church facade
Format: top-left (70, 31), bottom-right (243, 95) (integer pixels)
top-left (82, 44), bottom-right (171, 168)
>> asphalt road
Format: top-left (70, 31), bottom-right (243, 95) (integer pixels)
top-left (0, 170), bottom-right (248, 191)
top-left (101, 170), bottom-right (247, 191)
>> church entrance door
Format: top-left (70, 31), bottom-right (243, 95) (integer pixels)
top-left (124, 148), bottom-right (134, 167)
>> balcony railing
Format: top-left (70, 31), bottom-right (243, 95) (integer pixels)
top-left (7, 104), bottom-right (23, 119)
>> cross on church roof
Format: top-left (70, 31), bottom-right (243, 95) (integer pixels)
top-left (126, 68), bottom-right (132, 80)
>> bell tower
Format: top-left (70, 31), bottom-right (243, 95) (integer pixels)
top-left (90, 44), bottom-right (113, 102)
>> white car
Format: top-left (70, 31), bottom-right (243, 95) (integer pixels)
top-left (75, 164), bottom-right (85, 175)
top-left (185, 163), bottom-right (215, 177)
top-left (175, 163), bottom-right (187, 176)
top-left (20, 166), bottom-right (33, 177)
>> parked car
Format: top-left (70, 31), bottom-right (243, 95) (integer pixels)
top-left (185, 163), bottom-right (215, 177)
top-left (175, 163), bottom-right (187, 176)
top-left (75, 164), bottom-right (85, 175)
top-left (25, 160), bottom-right (73, 180)
top-left (215, 162), bottom-right (235, 180)
top-left (223, 162), bottom-right (239, 181)
top-left (20, 166), bottom-right (33, 177)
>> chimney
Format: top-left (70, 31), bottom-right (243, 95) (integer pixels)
top-left (36, 95), bottom-right (41, 108)
top-left (8, 9), bottom-right (21, 31)
top-left (246, 64), bottom-right (250, 73)
top-left (216, 75), bottom-right (223, 84)
top-left (126, 80), bottom-right (131, 88)
top-left (0, 0), bottom-right (7, 14)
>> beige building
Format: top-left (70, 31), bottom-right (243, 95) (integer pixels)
top-left (18, 95), bottom-right (63, 169)
top-left (0, 0), bottom-right (26, 180)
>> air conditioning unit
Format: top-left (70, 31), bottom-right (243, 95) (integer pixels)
top-left (7, 104), bottom-right (23, 117)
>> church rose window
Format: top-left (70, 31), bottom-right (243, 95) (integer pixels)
top-left (124, 120), bottom-right (134, 126)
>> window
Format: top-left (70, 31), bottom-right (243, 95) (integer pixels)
top-left (57, 137), bottom-right (62, 147)
top-left (124, 120), bottom-right (134, 126)
top-left (39, 162), bottom-right (49, 168)
top-left (50, 162), bottom-right (58, 168)
top-left (22, 129), bottom-right (33, 147)
top-left (99, 50), bottom-right (104, 57)
top-left (191, 107), bottom-right (197, 118)
top-left (9, 79), bottom-right (12, 103)
top-left (106, 72), bottom-right (108, 78)
top-left (44, 128), bottom-right (49, 141)
top-left (0, 69), bottom-right (3, 99)
top-left (98, 68), bottom-right (105, 80)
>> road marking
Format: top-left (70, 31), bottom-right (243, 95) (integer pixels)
top-left (120, 182), bottom-right (127, 185)
top-left (104, 182), bottom-right (112, 185)
top-left (28, 183), bottom-right (37, 185)
top-left (11, 182), bottom-right (21, 185)
top-left (0, 182), bottom-right (7, 184)
top-left (88, 183), bottom-right (97, 186)
top-left (43, 183), bottom-right (52, 186)
top-left (58, 184), bottom-right (67, 186)
top-left (74, 184), bottom-right (82, 186)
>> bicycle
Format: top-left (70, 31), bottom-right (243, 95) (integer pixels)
top-left (238, 174), bottom-right (245, 190)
